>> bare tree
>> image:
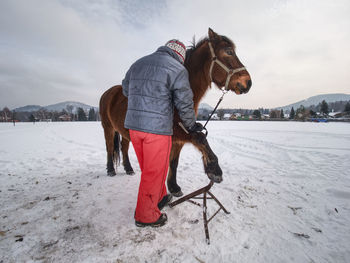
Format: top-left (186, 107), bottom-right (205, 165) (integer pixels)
top-left (66, 104), bottom-right (74, 114)
top-left (2, 107), bottom-right (11, 122)
top-left (217, 109), bottom-right (225, 120)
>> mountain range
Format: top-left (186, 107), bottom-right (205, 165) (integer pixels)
top-left (11, 93), bottom-right (350, 113)
top-left (14, 101), bottom-right (98, 113)
top-left (275, 93), bottom-right (350, 112)
top-left (197, 93), bottom-right (350, 111)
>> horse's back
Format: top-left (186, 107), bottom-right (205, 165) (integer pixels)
top-left (99, 85), bottom-right (129, 138)
top-left (99, 85), bottom-right (122, 111)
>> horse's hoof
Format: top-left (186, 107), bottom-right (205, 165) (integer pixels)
top-left (207, 173), bottom-right (222, 183)
top-left (107, 171), bottom-right (116, 177)
top-left (126, 170), bottom-right (135, 175)
top-left (171, 190), bottom-right (183, 197)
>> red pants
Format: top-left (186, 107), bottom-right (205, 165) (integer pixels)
top-left (130, 129), bottom-right (172, 223)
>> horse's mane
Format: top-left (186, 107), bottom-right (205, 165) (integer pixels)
top-left (185, 37), bottom-right (208, 64)
top-left (185, 35), bottom-right (235, 65)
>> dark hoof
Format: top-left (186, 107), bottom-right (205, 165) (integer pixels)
top-left (208, 173), bottom-right (222, 183)
top-left (126, 170), bottom-right (135, 175)
top-left (171, 190), bottom-right (184, 197)
top-left (107, 170), bottom-right (116, 177)
top-left (158, 194), bottom-right (173, 210)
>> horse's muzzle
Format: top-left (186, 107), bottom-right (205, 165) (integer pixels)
top-left (237, 80), bottom-right (252, 94)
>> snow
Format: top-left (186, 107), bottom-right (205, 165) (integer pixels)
top-left (1, 121), bottom-right (350, 262)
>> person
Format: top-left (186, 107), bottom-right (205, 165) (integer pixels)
top-left (122, 39), bottom-right (203, 227)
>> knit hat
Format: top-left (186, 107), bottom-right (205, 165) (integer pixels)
top-left (165, 39), bottom-right (186, 64)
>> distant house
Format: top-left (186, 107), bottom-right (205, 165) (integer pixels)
top-left (230, 113), bottom-right (242, 120)
top-left (223, 113), bottom-right (232, 120)
top-left (59, 114), bottom-right (71, 121)
top-left (211, 113), bottom-right (220, 120)
top-left (328, 111), bottom-right (341, 118)
top-left (0, 118), bottom-right (14, 122)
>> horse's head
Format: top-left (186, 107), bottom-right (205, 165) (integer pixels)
top-left (207, 28), bottom-right (252, 95)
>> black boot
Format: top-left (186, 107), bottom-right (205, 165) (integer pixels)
top-left (135, 213), bottom-right (168, 228)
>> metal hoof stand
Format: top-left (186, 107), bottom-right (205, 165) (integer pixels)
top-left (169, 180), bottom-right (230, 244)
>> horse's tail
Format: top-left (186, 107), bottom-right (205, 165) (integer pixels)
top-left (113, 131), bottom-right (121, 166)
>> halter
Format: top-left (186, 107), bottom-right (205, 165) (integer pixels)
top-left (208, 41), bottom-right (246, 91)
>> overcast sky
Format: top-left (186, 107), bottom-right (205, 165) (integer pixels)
top-left (1, 0), bottom-right (349, 110)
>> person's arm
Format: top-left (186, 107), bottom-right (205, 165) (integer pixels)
top-left (122, 68), bottom-right (131, 97)
top-left (172, 69), bottom-right (196, 129)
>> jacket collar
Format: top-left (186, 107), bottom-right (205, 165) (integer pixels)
top-left (156, 46), bottom-right (184, 64)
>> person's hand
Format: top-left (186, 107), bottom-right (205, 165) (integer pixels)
top-left (188, 122), bottom-right (204, 133)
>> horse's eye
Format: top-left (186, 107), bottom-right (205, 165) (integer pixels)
top-left (225, 49), bottom-right (233, 56)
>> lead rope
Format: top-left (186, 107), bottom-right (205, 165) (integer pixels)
top-left (178, 89), bottom-right (228, 137)
top-left (203, 89), bottom-right (228, 129)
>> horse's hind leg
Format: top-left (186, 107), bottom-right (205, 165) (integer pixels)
top-left (167, 142), bottom-right (184, 197)
top-left (121, 137), bottom-right (135, 175)
top-left (103, 127), bottom-right (117, 176)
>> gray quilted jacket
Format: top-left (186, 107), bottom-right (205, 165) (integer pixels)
top-left (122, 46), bottom-right (196, 135)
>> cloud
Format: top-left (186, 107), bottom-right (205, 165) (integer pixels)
top-left (0, 0), bottom-right (349, 109)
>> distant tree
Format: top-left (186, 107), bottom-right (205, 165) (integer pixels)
top-left (38, 108), bottom-right (49, 120)
top-left (96, 111), bottom-right (100, 121)
top-left (280, 109), bottom-right (284, 119)
top-left (51, 112), bottom-right (59, 121)
top-left (29, 114), bottom-right (35, 123)
top-left (309, 110), bottom-right (317, 117)
top-left (320, 100), bottom-right (329, 115)
top-left (253, 109), bottom-right (261, 119)
top-left (13, 111), bottom-right (29, 122)
top-left (269, 110), bottom-right (278, 119)
top-left (344, 102), bottom-right (350, 113)
top-left (66, 104), bottom-right (74, 114)
top-left (296, 105), bottom-right (305, 119)
top-left (2, 107), bottom-right (11, 121)
top-left (65, 105), bottom-right (74, 120)
top-left (217, 109), bottom-right (225, 120)
top-left (77, 107), bottom-right (87, 121)
top-left (88, 108), bottom-right (96, 121)
top-left (289, 107), bottom-right (295, 119)
top-left (295, 105), bottom-right (311, 120)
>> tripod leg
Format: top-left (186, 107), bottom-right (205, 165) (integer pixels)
top-left (169, 182), bottom-right (212, 208)
top-left (203, 192), bottom-right (210, 244)
top-left (208, 191), bottom-right (230, 214)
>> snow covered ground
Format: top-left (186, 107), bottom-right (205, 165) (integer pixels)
top-left (0, 121), bottom-right (349, 262)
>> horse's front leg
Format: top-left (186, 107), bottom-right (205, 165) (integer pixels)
top-left (191, 132), bottom-right (223, 183)
top-left (167, 142), bottom-right (184, 197)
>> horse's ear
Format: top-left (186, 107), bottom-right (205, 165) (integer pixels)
top-left (208, 28), bottom-right (220, 42)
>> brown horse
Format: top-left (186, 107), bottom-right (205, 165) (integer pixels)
top-left (99, 28), bottom-right (252, 196)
